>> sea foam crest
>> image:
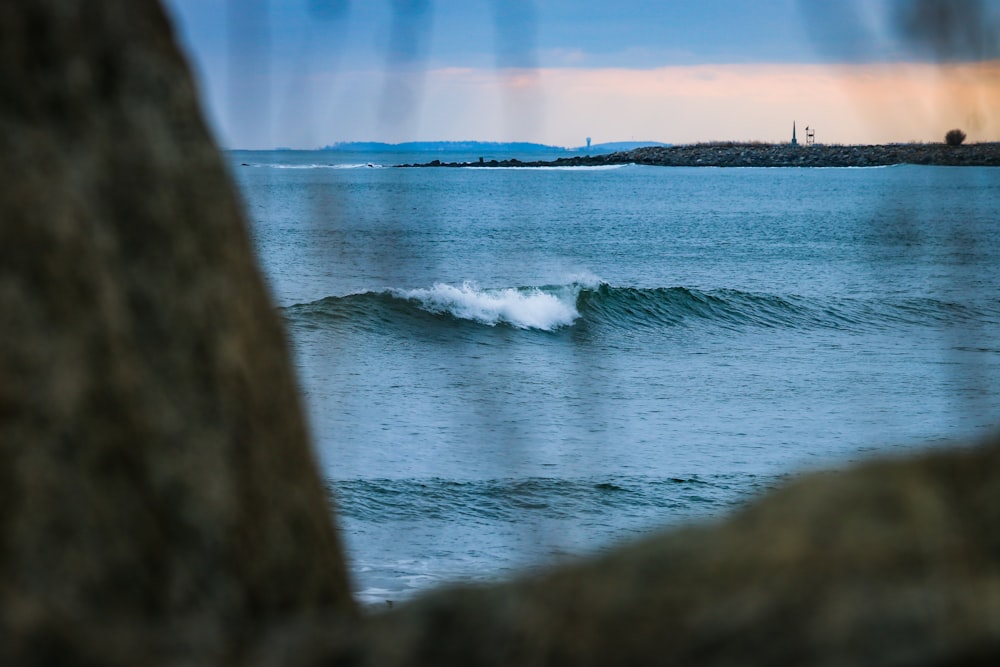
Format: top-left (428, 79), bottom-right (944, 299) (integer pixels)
top-left (397, 282), bottom-right (580, 331)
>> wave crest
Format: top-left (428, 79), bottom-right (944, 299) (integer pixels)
top-left (395, 282), bottom-right (580, 331)
top-left (241, 162), bottom-right (384, 169)
top-left (283, 281), bottom-right (997, 335)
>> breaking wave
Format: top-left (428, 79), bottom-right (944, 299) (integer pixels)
top-left (283, 281), bottom-right (998, 334)
top-left (239, 162), bottom-right (386, 169)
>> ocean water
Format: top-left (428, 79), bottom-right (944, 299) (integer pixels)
top-left (230, 150), bottom-right (1000, 605)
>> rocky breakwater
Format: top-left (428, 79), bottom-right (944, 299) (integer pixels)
top-left (402, 142), bottom-right (1000, 168)
top-left (626, 142), bottom-right (1000, 167)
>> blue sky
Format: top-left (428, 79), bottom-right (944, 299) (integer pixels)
top-left (163, 0), bottom-right (1000, 148)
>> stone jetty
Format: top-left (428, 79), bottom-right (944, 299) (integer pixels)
top-left (401, 142), bottom-right (1000, 168)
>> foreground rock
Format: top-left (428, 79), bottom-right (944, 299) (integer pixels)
top-left (0, 1), bottom-right (355, 663)
top-left (402, 142), bottom-right (1000, 168)
top-left (3, 1), bottom-right (1000, 665)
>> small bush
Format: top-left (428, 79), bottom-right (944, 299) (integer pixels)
top-left (945, 129), bottom-right (966, 146)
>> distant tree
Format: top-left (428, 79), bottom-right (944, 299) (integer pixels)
top-left (945, 128), bottom-right (967, 146)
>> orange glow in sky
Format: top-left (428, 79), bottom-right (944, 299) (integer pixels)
top-left (163, 0), bottom-right (1000, 148)
top-left (266, 60), bottom-right (1000, 149)
top-left (398, 60), bottom-right (1000, 147)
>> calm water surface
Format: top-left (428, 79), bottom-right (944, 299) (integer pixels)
top-left (231, 150), bottom-right (1000, 604)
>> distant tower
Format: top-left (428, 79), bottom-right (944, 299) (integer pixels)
top-left (791, 121), bottom-right (798, 146)
top-left (805, 126), bottom-right (815, 146)
top-left (586, 137), bottom-right (592, 149)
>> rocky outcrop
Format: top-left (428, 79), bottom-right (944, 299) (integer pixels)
top-left (626, 142), bottom-right (1000, 167)
top-left (402, 142), bottom-right (1000, 168)
top-left (3, 1), bottom-right (1000, 665)
top-left (0, 1), bottom-right (355, 663)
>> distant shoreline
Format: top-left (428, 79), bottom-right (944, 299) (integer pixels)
top-left (316, 140), bottom-right (668, 154)
top-left (399, 143), bottom-right (1000, 168)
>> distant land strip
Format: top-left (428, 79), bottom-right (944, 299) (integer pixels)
top-left (400, 143), bottom-right (1000, 168)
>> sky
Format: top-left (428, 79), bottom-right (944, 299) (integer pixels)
top-left (161, 0), bottom-right (1000, 149)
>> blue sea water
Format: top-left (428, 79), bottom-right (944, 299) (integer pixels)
top-left (230, 149), bottom-right (1000, 605)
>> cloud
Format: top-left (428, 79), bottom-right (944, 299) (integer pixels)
top-left (890, 0), bottom-right (1000, 62)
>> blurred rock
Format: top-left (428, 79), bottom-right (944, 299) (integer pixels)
top-left (0, 1), bottom-right (355, 663)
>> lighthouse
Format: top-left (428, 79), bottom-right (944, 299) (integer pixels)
top-left (791, 121), bottom-right (798, 146)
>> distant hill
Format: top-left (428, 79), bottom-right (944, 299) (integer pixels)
top-left (584, 141), bottom-right (671, 153)
top-left (320, 140), bottom-right (671, 154)
top-left (322, 141), bottom-right (570, 153)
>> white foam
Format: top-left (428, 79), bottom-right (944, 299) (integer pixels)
top-left (354, 587), bottom-right (403, 607)
top-left (562, 270), bottom-right (604, 289)
top-left (397, 282), bottom-right (580, 331)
